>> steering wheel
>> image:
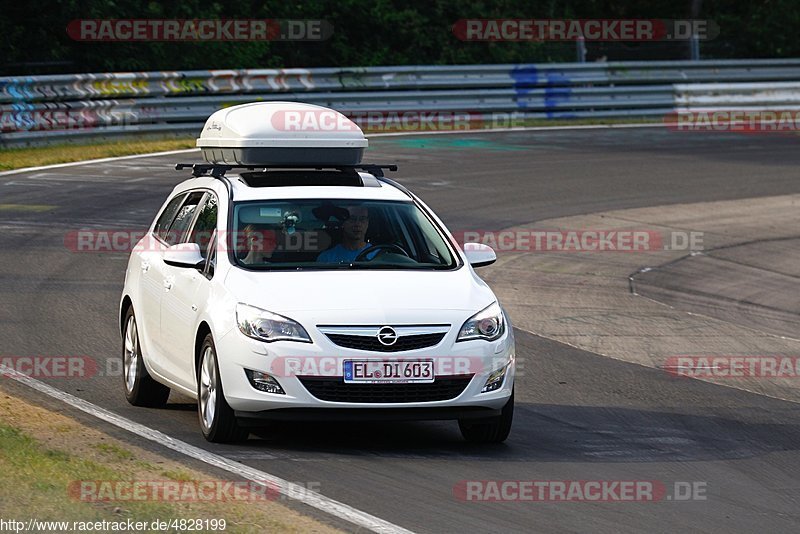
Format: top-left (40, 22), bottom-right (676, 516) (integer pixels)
top-left (354, 243), bottom-right (411, 261)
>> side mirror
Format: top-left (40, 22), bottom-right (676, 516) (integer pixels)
top-left (163, 243), bottom-right (205, 269)
top-left (464, 242), bottom-right (496, 268)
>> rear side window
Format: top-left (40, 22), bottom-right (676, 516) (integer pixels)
top-left (164, 192), bottom-right (206, 246)
top-left (154, 194), bottom-right (186, 242)
top-left (188, 193), bottom-right (218, 259)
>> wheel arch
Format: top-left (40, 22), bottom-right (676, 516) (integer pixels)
top-left (120, 296), bottom-right (133, 336)
top-left (195, 321), bottom-right (212, 378)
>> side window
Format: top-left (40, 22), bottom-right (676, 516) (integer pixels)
top-left (188, 193), bottom-right (218, 259)
top-left (154, 194), bottom-right (186, 243)
top-left (165, 192), bottom-right (205, 246)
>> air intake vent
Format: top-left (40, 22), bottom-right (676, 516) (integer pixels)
top-left (298, 376), bottom-right (473, 403)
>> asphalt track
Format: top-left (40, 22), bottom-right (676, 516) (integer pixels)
top-left (2, 128), bottom-right (800, 533)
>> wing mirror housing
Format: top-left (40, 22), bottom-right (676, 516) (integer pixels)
top-left (163, 243), bottom-right (205, 269)
top-left (463, 242), bottom-right (496, 268)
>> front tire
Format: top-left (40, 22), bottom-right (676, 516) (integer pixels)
top-left (458, 390), bottom-right (514, 443)
top-left (122, 308), bottom-right (170, 407)
top-left (198, 334), bottom-right (249, 443)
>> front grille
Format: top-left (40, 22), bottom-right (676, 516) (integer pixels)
top-left (325, 332), bottom-right (445, 352)
top-left (298, 375), bottom-right (473, 403)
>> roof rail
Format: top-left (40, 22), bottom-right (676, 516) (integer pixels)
top-left (175, 163), bottom-right (398, 179)
top-left (354, 164), bottom-right (398, 178)
top-left (376, 176), bottom-right (414, 199)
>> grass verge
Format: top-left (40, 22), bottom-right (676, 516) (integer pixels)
top-left (0, 139), bottom-right (197, 172)
top-left (0, 388), bottom-right (340, 533)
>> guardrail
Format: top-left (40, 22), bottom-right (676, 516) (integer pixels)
top-left (2, 59), bottom-right (800, 146)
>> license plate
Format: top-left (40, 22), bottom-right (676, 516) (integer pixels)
top-left (343, 360), bottom-right (435, 383)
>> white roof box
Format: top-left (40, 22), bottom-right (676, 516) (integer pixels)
top-left (196, 102), bottom-right (368, 166)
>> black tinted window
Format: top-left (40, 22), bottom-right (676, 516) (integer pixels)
top-left (165, 192), bottom-right (205, 246)
top-left (189, 193), bottom-right (218, 259)
top-left (154, 194), bottom-right (186, 243)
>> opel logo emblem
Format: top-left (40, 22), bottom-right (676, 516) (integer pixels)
top-left (377, 326), bottom-right (398, 346)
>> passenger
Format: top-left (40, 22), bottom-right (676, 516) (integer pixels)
top-left (241, 224), bottom-right (276, 264)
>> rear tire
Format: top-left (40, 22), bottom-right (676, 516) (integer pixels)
top-left (458, 390), bottom-right (514, 443)
top-left (122, 307), bottom-right (170, 408)
top-left (197, 334), bottom-right (249, 443)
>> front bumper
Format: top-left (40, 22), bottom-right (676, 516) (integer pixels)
top-left (235, 406), bottom-right (502, 425)
top-left (215, 324), bottom-right (515, 418)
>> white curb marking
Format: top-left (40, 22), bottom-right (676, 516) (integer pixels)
top-left (0, 365), bottom-right (414, 534)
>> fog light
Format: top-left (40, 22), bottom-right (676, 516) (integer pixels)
top-left (481, 364), bottom-right (509, 393)
top-left (245, 369), bottom-right (285, 394)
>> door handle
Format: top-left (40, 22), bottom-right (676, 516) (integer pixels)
top-left (163, 277), bottom-right (174, 291)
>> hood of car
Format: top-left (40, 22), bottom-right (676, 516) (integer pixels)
top-left (225, 266), bottom-right (495, 316)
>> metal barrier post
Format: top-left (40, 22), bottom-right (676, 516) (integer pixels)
top-left (690, 34), bottom-right (701, 61)
top-left (576, 37), bottom-right (587, 63)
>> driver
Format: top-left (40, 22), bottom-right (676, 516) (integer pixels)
top-left (317, 205), bottom-right (377, 263)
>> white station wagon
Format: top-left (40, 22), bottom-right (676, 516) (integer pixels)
top-left (119, 103), bottom-right (515, 443)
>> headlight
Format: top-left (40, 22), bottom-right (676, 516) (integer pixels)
top-left (457, 302), bottom-right (505, 342)
top-left (236, 303), bottom-right (311, 343)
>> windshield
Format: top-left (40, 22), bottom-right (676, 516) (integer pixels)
top-left (231, 199), bottom-right (459, 271)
